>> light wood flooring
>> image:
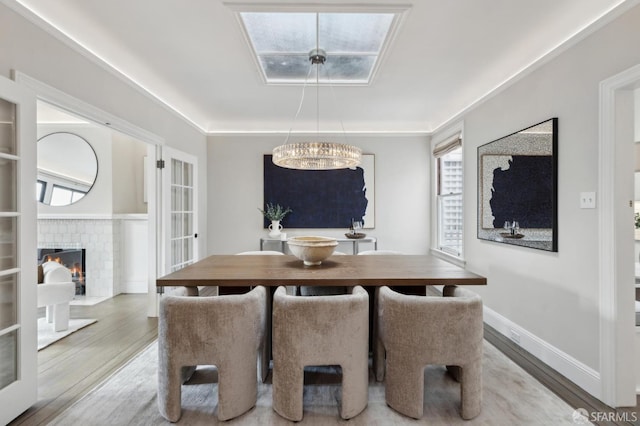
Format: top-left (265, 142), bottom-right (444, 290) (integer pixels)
top-left (10, 294), bottom-right (157, 425)
top-left (485, 326), bottom-right (639, 426)
top-left (7, 294), bottom-right (640, 425)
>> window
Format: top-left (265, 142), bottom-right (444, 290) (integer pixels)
top-left (233, 6), bottom-right (408, 85)
top-left (36, 180), bottom-right (45, 203)
top-left (435, 137), bottom-right (463, 257)
top-left (49, 184), bottom-right (86, 207)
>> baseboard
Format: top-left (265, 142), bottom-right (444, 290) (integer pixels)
top-left (122, 280), bottom-right (148, 293)
top-left (636, 326), bottom-right (640, 395)
top-left (483, 305), bottom-right (601, 399)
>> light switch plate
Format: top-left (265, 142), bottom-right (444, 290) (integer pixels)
top-left (580, 192), bottom-right (596, 209)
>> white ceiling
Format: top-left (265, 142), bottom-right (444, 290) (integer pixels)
top-left (12, 0), bottom-right (631, 134)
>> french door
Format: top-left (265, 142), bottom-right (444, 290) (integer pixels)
top-left (0, 75), bottom-right (37, 424)
top-left (162, 147), bottom-right (198, 274)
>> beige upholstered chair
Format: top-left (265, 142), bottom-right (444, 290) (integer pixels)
top-left (237, 250), bottom-right (288, 292)
top-left (272, 285), bottom-right (369, 421)
top-left (357, 249), bottom-right (404, 255)
top-left (299, 251), bottom-right (347, 295)
top-left (358, 249), bottom-right (415, 357)
top-left (298, 285), bottom-right (347, 295)
top-left (158, 286), bottom-right (267, 422)
top-left (375, 285), bottom-right (483, 420)
top-left (235, 250), bottom-right (288, 381)
top-left (236, 250), bottom-right (283, 255)
top-left (359, 249), bottom-right (423, 295)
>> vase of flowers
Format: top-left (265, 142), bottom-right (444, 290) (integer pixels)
top-left (259, 203), bottom-right (292, 238)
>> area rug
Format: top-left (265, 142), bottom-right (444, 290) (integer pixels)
top-left (50, 340), bottom-right (580, 425)
top-left (37, 318), bottom-right (97, 350)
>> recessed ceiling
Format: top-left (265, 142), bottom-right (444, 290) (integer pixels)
top-left (237, 10), bottom-right (401, 84)
top-left (9, 0), bottom-right (632, 134)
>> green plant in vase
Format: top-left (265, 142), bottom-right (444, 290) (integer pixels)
top-left (259, 203), bottom-right (292, 221)
top-left (259, 203), bottom-right (292, 238)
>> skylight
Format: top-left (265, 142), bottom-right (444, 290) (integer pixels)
top-left (237, 11), bottom-right (401, 85)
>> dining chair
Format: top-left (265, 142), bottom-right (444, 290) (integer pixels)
top-left (236, 250), bottom-right (284, 255)
top-left (271, 285), bottom-right (369, 421)
top-left (157, 286), bottom-right (267, 422)
top-left (234, 250), bottom-right (287, 381)
top-left (231, 250), bottom-right (286, 294)
top-left (299, 251), bottom-right (348, 296)
top-left (358, 249), bottom-right (418, 358)
top-left (357, 249), bottom-right (404, 255)
top-left (375, 285), bottom-right (483, 420)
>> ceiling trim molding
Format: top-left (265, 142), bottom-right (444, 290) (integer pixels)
top-left (431, 0), bottom-right (640, 135)
top-left (1, 0), bottom-right (206, 134)
top-left (13, 70), bottom-right (165, 146)
top-left (206, 129), bottom-right (431, 138)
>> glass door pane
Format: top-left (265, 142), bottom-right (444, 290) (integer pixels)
top-left (0, 73), bottom-right (37, 426)
top-left (163, 149), bottom-right (197, 274)
top-left (0, 97), bottom-right (18, 393)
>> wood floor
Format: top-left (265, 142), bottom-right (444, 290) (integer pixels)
top-left (485, 326), bottom-right (639, 426)
top-left (10, 294), bottom-right (157, 426)
top-left (8, 294), bottom-right (640, 425)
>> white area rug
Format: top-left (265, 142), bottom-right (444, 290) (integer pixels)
top-left (50, 340), bottom-right (580, 425)
top-left (70, 296), bottom-right (110, 306)
top-left (37, 318), bottom-right (97, 350)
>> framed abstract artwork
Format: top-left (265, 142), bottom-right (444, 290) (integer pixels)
top-left (477, 118), bottom-right (558, 251)
top-left (263, 154), bottom-right (375, 229)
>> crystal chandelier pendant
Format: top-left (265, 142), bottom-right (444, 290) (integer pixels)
top-left (273, 142), bottom-right (362, 170)
top-left (272, 47), bottom-right (362, 170)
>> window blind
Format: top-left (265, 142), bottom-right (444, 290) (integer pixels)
top-left (433, 133), bottom-right (462, 158)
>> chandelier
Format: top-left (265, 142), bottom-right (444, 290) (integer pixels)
top-left (272, 48), bottom-right (362, 170)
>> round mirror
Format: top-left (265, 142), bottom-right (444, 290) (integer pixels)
top-left (37, 132), bottom-right (98, 206)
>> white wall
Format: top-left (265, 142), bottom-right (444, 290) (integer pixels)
top-left (120, 218), bottom-right (148, 293)
top-left (1, 3), bottom-right (207, 256)
top-left (431, 4), bottom-right (640, 382)
top-left (635, 88), bottom-right (640, 142)
top-left (112, 132), bottom-right (147, 214)
top-left (206, 134), bottom-right (430, 255)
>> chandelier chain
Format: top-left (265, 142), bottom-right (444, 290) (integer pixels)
top-left (283, 64), bottom-right (315, 146)
top-left (272, 13), bottom-right (361, 170)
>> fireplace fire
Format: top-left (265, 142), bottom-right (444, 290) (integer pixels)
top-left (38, 248), bottom-right (86, 295)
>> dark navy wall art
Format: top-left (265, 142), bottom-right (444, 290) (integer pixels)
top-left (263, 154), bottom-right (375, 229)
top-left (477, 118), bottom-right (558, 251)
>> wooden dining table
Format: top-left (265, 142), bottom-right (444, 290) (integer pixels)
top-left (156, 254), bottom-right (487, 289)
top-left (157, 254), bottom-right (487, 355)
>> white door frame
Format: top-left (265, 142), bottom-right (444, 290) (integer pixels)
top-left (12, 71), bottom-right (165, 317)
top-left (598, 63), bottom-right (640, 406)
top-left (0, 74), bottom-right (37, 425)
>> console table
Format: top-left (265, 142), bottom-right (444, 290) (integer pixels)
top-left (260, 236), bottom-right (377, 255)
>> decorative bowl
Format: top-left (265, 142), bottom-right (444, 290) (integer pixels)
top-left (499, 232), bottom-right (525, 239)
top-left (287, 236), bottom-right (338, 266)
top-left (345, 232), bottom-right (366, 239)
